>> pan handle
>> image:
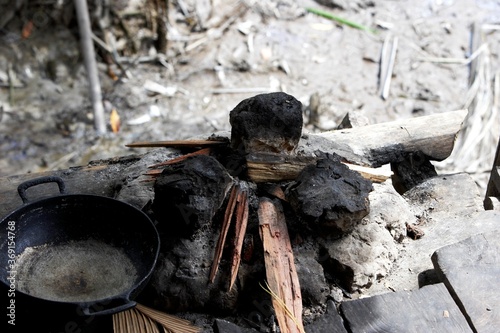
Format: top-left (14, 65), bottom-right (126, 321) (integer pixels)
top-left (80, 297), bottom-right (137, 316)
top-left (17, 176), bottom-right (66, 203)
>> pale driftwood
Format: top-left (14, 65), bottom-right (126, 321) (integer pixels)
top-left (258, 197), bottom-right (304, 333)
top-left (315, 109), bottom-right (468, 167)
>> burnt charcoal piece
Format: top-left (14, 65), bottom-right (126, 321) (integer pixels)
top-left (229, 92), bottom-right (303, 154)
top-left (286, 155), bottom-right (373, 235)
top-left (391, 151), bottom-right (438, 194)
top-left (152, 155), bottom-right (233, 237)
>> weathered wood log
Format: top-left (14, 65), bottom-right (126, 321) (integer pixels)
top-left (0, 155), bottom-right (142, 218)
top-left (315, 109), bottom-right (468, 167)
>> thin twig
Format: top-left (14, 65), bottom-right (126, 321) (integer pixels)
top-left (148, 148), bottom-right (212, 168)
top-left (229, 187), bottom-right (249, 290)
top-left (416, 43), bottom-right (487, 65)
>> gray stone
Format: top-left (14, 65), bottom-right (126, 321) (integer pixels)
top-left (305, 300), bottom-right (348, 333)
top-left (152, 155), bottom-right (233, 237)
top-left (367, 173), bottom-right (499, 296)
top-left (313, 180), bottom-right (413, 293)
top-left (319, 219), bottom-right (399, 292)
top-left (148, 229), bottom-right (240, 313)
top-left (367, 181), bottom-right (415, 242)
top-left (213, 318), bottom-right (259, 333)
top-left (295, 249), bottom-right (329, 306)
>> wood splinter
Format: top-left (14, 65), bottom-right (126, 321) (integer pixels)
top-left (209, 183), bottom-right (249, 291)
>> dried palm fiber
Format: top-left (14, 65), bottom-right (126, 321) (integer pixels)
top-left (113, 303), bottom-right (201, 333)
top-left (435, 23), bottom-right (500, 193)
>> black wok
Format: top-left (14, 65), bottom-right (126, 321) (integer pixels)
top-left (0, 176), bottom-right (160, 316)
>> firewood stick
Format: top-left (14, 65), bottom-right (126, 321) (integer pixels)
top-left (258, 197), bottom-right (304, 333)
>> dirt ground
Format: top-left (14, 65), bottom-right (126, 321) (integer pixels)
top-left (1, 0), bottom-right (500, 192)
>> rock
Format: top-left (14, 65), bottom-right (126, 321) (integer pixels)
top-left (229, 92), bottom-right (303, 155)
top-left (152, 155), bottom-right (233, 237)
top-left (367, 181), bottom-right (415, 242)
top-left (403, 173), bottom-right (483, 221)
top-left (213, 318), bottom-right (259, 333)
top-left (305, 300), bottom-right (348, 333)
top-left (337, 111), bottom-right (370, 129)
top-left (295, 249), bottom-right (329, 306)
top-left (147, 230), bottom-right (239, 313)
top-left (366, 173), bottom-right (497, 297)
top-left (319, 220), bottom-right (399, 292)
top-left (286, 155), bottom-right (373, 235)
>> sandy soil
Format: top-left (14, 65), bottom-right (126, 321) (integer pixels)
top-left (1, 0), bottom-right (499, 188)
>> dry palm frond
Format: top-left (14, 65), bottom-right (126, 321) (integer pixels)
top-left (260, 281), bottom-right (306, 333)
top-left (434, 24), bottom-right (500, 193)
top-left (113, 307), bottom-right (160, 333)
top-left (112, 303), bottom-right (201, 333)
top-left (135, 303), bottom-right (201, 333)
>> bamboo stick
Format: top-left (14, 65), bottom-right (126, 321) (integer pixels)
top-left (74, 0), bottom-right (106, 134)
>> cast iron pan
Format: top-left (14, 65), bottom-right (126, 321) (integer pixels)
top-left (0, 176), bottom-right (160, 317)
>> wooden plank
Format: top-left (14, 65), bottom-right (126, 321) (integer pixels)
top-left (432, 232), bottom-right (500, 333)
top-left (316, 110), bottom-right (468, 167)
top-left (340, 283), bottom-right (472, 333)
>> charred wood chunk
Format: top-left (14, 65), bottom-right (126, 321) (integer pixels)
top-left (152, 155), bottom-right (233, 237)
top-left (286, 155), bottom-right (373, 236)
top-left (391, 151), bottom-right (437, 194)
top-left (229, 92), bottom-right (303, 155)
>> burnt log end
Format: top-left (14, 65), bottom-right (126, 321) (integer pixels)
top-left (391, 151), bottom-right (438, 194)
top-left (286, 155), bottom-right (373, 236)
top-left (152, 155), bottom-right (233, 237)
top-left (229, 92), bottom-right (303, 155)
